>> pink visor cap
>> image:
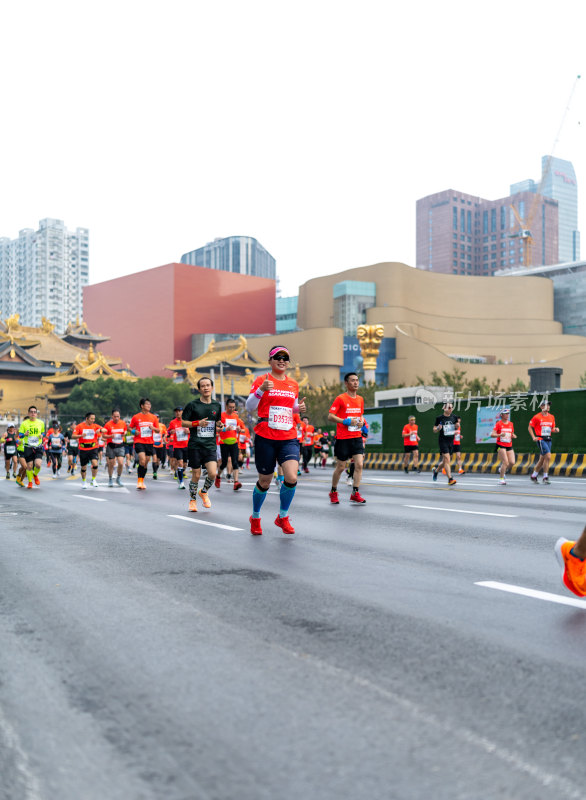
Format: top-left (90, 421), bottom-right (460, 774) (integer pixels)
top-left (269, 346), bottom-right (290, 359)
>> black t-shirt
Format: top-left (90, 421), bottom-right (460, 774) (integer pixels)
top-left (435, 414), bottom-right (458, 442)
top-left (3, 435), bottom-right (18, 455)
top-left (182, 398), bottom-right (222, 446)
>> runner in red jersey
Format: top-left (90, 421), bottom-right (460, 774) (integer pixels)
top-left (167, 406), bottom-right (188, 489)
top-left (103, 408), bottom-right (127, 487)
top-left (152, 415), bottom-right (167, 480)
top-left (401, 415), bottom-right (420, 474)
top-left (245, 345), bottom-right (306, 535)
top-left (528, 398), bottom-right (559, 485)
top-left (490, 407), bottom-right (517, 485)
top-left (72, 412), bottom-right (104, 489)
top-left (300, 416), bottom-right (314, 474)
top-left (328, 372), bottom-right (366, 505)
top-left (129, 397), bottom-right (160, 490)
top-left (216, 398), bottom-right (245, 491)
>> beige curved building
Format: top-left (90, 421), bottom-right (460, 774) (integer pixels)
top-left (289, 261), bottom-right (586, 388)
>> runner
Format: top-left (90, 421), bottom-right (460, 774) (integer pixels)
top-left (347, 419), bottom-right (369, 485)
top-left (2, 424), bottom-right (19, 479)
top-left (216, 398), bottom-right (244, 491)
top-left (72, 412), bottom-right (103, 488)
top-left (103, 409), bottom-right (127, 487)
top-left (401, 415), bottom-right (420, 474)
top-left (18, 406), bottom-right (46, 489)
top-left (312, 428), bottom-right (323, 468)
top-left (556, 528), bottom-right (586, 597)
top-left (64, 421), bottom-right (79, 474)
top-left (453, 416), bottom-right (465, 474)
top-left (47, 424), bottom-right (66, 477)
top-left (300, 416), bottom-right (314, 474)
top-left (124, 426), bottom-right (135, 473)
top-left (182, 377), bottom-right (222, 511)
top-left (490, 407), bottom-right (516, 485)
top-left (432, 401), bottom-right (458, 486)
top-left (245, 345), bottom-right (306, 534)
top-left (129, 398), bottom-right (160, 490)
top-left (321, 431), bottom-right (331, 469)
top-left (152, 414), bottom-right (167, 479)
top-left (236, 423), bottom-right (249, 483)
top-left (529, 399), bottom-right (559, 485)
top-left (15, 416), bottom-right (29, 486)
top-left (328, 372), bottom-right (367, 504)
top-left (167, 406), bottom-right (188, 489)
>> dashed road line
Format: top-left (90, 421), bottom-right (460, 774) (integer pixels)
top-left (405, 505), bottom-right (518, 518)
top-left (168, 514), bottom-right (243, 531)
top-left (476, 580), bottom-right (586, 609)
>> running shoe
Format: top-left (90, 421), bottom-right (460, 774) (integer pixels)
top-left (198, 489), bottom-right (211, 508)
top-left (33, 474), bottom-right (40, 486)
top-left (116, 476), bottom-right (123, 487)
top-left (189, 498), bottom-right (198, 512)
top-left (249, 515), bottom-right (262, 535)
top-left (458, 469), bottom-right (466, 475)
top-left (91, 478), bottom-right (98, 487)
top-left (350, 490), bottom-right (366, 503)
top-left (329, 490), bottom-right (339, 504)
top-left (346, 477), bottom-right (352, 485)
top-left (5, 472), bottom-right (9, 479)
top-left (432, 469), bottom-right (438, 482)
top-left (233, 481), bottom-right (242, 491)
top-left (448, 478), bottom-right (457, 486)
top-left (81, 481), bottom-right (88, 490)
top-left (214, 476), bottom-right (221, 489)
top-left (152, 473), bottom-right (157, 480)
top-left (27, 481), bottom-right (33, 490)
top-left (303, 467), bottom-right (310, 474)
top-left (555, 538), bottom-right (586, 597)
top-left (137, 478), bottom-right (145, 490)
top-left (530, 475), bottom-right (538, 483)
top-left (15, 476), bottom-right (23, 487)
top-left (108, 477), bottom-right (114, 487)
top-left (178, 481), bottom-right (185, 490)
top-left (404, 467), bottom-right (409, 474)
top-left (274, 515), bottom-right (295, 534)
top-left (543, 477), bottom-right (551, 484)
top-left (499, 478), bottom-right (506, 485)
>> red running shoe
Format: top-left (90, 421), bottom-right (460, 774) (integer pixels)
top-left (33, 474), bottom-right (40, 486)
top-left (274, 515), bottom-right (295, 534)
top-left (329, 490), bottom-right (339, 504)
top-left (214, 476), bottom-right (221, 489)
top-left (350, 490), bottom-right (366, 503)
top-left (249, 515), bottom-right (262, 535)
top-left (233, 481), bottom-right (242, 491)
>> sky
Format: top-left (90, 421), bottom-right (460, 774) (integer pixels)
top-left (1, 0), bottom-right (584, 297)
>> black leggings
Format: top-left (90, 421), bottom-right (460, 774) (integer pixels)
top-left (220, 442), bottom-right (239, 472)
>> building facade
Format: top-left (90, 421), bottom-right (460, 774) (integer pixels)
top-left (512, 155), bottom-right (580, 263)
top-left (416, 189), bottom-right (559, 275)
top-left (180, 236), bottom-right (276, 280)
top-left (276, 296), bottom-right (299, 333)
top-left (0, 218), bottom-right (88, 332)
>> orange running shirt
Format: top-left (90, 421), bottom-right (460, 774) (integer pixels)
top-left (103, 419), bottom-right (127, 445)
top-left (329, 393), bottom-right (365, 440)
top-left (494, 420), bottom-right (514, 447)
top-left (130, 412), bottom-right (160, 445)
top-left (219, 412), bottom-right (244, 445)
top-left (73, 422), bottom-right (102, 450)
top-left (529, 412), bottom-right (555, 439)
top-left (402, 423), bottom-right (418, 444)
top-left (153, 423), bottom-right (167, 448)
top-left (167, 417), bottom-right (189, 448)
top-left (250, 373), bottom-right (299, 441)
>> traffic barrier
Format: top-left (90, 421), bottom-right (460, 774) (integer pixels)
top-left (363, 452), bottom-right (586, 476)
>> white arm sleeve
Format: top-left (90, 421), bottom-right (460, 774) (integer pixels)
top-left (246, 392), bottom-right (261, 412)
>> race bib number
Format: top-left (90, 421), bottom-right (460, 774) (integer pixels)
top-left (51, 436), bottom-right (61, 447)
top-left (500, 431), bottom-right (512, 443)
top-left (126, 435), bottom-right (134, 444)
top-left (153, 433), bottom-right (162, 444)
top-left (268, 405), bottom-right (293, 431)
top-left (442, 422), bottom-right (455, 436)
top-left (112, 433), bottom-right (124, 444)
top-left (224, 419), bottom-right (237, 430)
top-left (69, 439), bottom-right (78, 448)
top-left (5, 445), bottom-right (15, 454)
top-left (541, 425), bottom-right (552, 437)
top-left (199, 422), bottom-right (215, 438)
top-left (175, 428), bottom-right (188, 442)
top-left (239, 433), bottom-right (246, 443)
top-left (140, 425), bottom-right (152, 438)
top-left (27, 435), bottom-right (40, 447)
top-left (409, 433), bottom-right (417, 442)
top-left (82, 428), bottom-right (95, 441)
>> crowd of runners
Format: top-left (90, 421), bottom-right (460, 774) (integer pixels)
top-left (2, 344), bottom-right (584, 598)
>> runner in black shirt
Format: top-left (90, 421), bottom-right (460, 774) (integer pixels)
top-left (432, 402), bottom-right (458, 485)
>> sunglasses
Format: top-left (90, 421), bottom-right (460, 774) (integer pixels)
top-left (272, 354), bottom-right (289, 361)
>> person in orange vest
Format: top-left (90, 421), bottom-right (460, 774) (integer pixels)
top-left (401, 415), bottom-right (420, 474)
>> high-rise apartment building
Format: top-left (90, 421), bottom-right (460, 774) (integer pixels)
top-left (511, 156), bottom-right (580, 263)
top-left (416, 189), bottom-right (558, 275)
top-left (0, 218), bottom-right (89, 332)
top-left (180, 236), bottom-right (276, 280)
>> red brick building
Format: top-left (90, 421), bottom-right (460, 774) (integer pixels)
top-left (83, 263), bottom-right (275, 377)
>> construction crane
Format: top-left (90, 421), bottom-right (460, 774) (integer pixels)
top-left (510, 74), bottom-right (581, 267)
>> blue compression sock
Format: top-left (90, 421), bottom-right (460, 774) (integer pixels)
top-left (279, 480), bottom-right (297, 518)
top-left (252, 481), bottom-right (269, 518)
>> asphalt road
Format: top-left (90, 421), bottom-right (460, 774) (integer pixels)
top-left (1, 463), bottom-right (586, 800)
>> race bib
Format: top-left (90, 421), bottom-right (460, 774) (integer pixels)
top-left (139, 424), bottom-right (152, 438)
top-left (69, 439), bottom-right (78, 448)
top-left (112, 433), bottom-right (124, 444)
top-left (5, 445), bottom-right (15, 454)
top-left (51, 436), bottom-right (61, 447)
top-left (541, 425), bottom-right (552, 437)
top-left (153, 432), bottom-right (162, 444)
top-left (268, 405), bottom-right (293, 431)
top-left (239, 433), bottom-right (246, 443)
top-left (82, 428), bottom-right (95, 441)
top-left (175, 428), bottom-right (188, 442)
top-left (409, 433), bottom-right (417, 442)
top-left (500, 431), bottom-right (512, 443)
top-left (199, 422), bottom-right (215, 438)
top-left (126, 435), bottom-right (134, 443)
top-left (224, 419), bottom-right (237, 430)
top-left (442, 422), bottom-right (455, 436)
top-left (27, 435), bottom-right (40, 446)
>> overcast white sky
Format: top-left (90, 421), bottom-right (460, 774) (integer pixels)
top-left (1, 0), bottom-right (584, 297)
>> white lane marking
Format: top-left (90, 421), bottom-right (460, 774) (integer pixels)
top-left (365, 477), bottom-right (502, 486)
top-left (0, 704), bottom-right (43, 800)
top-left (73, 494), bottom-right (107, 502)
top-left (476, 581), bottom-right (586, 609)
top-left (168, 514), bottom-right (243, 531)
top-left (404, 505), bottom-right (517, 518)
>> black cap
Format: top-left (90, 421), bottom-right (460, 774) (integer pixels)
top-left (174, 406), bottom-right (183, 411)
